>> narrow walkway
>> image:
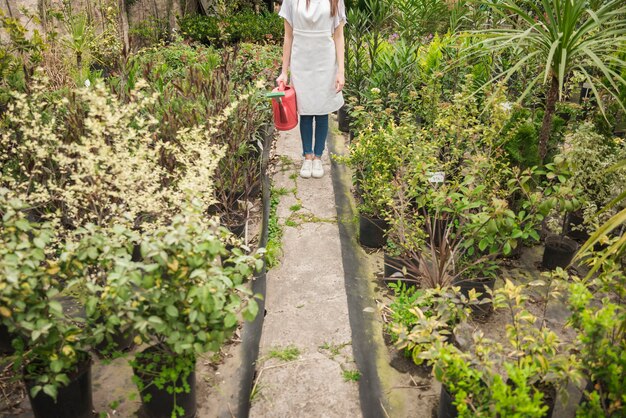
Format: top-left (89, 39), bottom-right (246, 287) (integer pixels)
top-left (249, 125), bottom-right (362, 417)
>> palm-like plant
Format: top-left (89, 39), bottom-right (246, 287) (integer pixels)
top-left (62, 14), bottom-right (95, 70)
top-left (480, 0), bottom-right (626, 160)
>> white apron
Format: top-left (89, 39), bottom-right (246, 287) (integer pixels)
top-left (288, 0), bottom-right (344, 115)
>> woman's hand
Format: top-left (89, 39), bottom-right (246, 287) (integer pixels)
top-left (335, 72), bottom-right (345, 93)
top-left (276, 72), bottom-right (288, 85)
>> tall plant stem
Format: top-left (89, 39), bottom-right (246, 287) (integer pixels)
top-left (538, 75), bottom-right (559, 162)
top-left (118, 0), bottom-right (130, 53)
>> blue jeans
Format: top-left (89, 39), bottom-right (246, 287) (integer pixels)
top-left (300, 115), bottom-right (329, 158)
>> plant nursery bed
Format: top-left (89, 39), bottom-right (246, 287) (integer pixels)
top-left (374, 243), bottom-right (583, 417)
top-left (0, 203), bottom-right (266, 418)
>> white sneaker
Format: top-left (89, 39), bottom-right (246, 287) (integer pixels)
top-left (311, 159), bottom-right (324, 178)
top-left (300, 159), bottom-right (313, 178)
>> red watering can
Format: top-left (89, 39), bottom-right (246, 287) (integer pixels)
top-left (267, 81), bottom-right (297, 131)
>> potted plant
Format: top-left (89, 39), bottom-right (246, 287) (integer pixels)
top-left (430, 341), bottom-right (554, 418)
top-left (420, 279), bottom-right (581, 418)
top-left (541, 156), bottom-right (582, 270)
top-left (568, 250), bottom-right (625, 417)
top-left (559, 123), bottom-right (626, 243)
top-left (379, 83), bottom-right (550, 317)
top-left (383, 239), bottom-right (420, 282)
top-left (336, 123), bottom-right (414, 248)
top-left (490, 278), bottom-right (581, 417)
top-left (388, 286), bottom-right (477, 366)
top-left (0, 190), bottom-right (94, 418)
top-left (128, 205), bottom-right (262, 418)
top-left (399, 172), bottom-right (537, 315)
top-left (62, 223), bottom-right (144, 357)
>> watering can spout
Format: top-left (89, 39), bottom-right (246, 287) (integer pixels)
top-left (267, 82), bottom-right (297, 131)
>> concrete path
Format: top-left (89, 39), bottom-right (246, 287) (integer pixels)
top-left (249, 125), bottom-right (362, 417)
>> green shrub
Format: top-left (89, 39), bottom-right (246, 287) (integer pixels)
top-left (389, 286), bottom-right (476, 365)
top-left (231, 42), bottom-right (282, 88)
top-left (178, 12), bottom-right (283, 47)
top-left (122, 41), bottom-right (221, 92)
top-left (502, 109), bottom-right (541, 169)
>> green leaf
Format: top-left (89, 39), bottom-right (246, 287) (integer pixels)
top-left (87, 247), bottom-right (99, 259)
top-left (32, 329), bottom-right (42, 341)
top-left (30, 385), bottom-right (42, 398)
top-left (50, 360), bottom-right (63, 373)
top-left (48, 300), bottom-right (63, 316)
top-left (14, 219), bottom-right (31, 231)
top-left (166, 306), bottom-right (179, 318)
top-left (224, 313), bottom-right (237, 328)
top-left (42, 384), bottom-right (58, 400)
top-left (478, 239), bottom-right (489, 252)
top-left (147, 316), bottom-right (164, 328)
top-left (528, 229), bottom-right (540, 242)
top-left (55, 374), bottom-right (70, 386)
top-left (243, 299), bottom-right (259, 322)
top-left (503, 241), bottom-right (512, 255)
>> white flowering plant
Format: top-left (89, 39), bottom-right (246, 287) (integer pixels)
top-left (119, 47), bottom-right (270, 226)
top-left (0, 75), bottom-right (225, 236)
top-left (558, 123), bottom-right (626, 232)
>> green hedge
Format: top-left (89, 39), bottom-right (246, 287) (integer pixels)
top-left (179, 12), bottom-right (283, 46)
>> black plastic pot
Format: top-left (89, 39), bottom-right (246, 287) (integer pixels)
top-left (358, 214), bottom-right (388, 248)
top-left (0, 324), bottom-right (16, 354)
top-left (438, 385), bottom-right (458, 418)
top-left (131, 243), bottom-right (143, 262)
top-left (249, 182), bottom-right (262, 199)
top-left (383, 252), bottom-right (418, 281)
top-left (565, 211), bottom-right (589, 242)
top-left (454, 276), bottom-right (496, 318)
top-left (26, 356), bottom-right (93, 418)
top-left (542, 235), bottom-right (578, 270)
top-left (134, 347), bottom-right (196, 418)
top-left (578, 381), bottom-right (591, 408)
top-left (543, 386), bottom-right (556, 418)
top-left (227, 222), bottom-right (246, 238)
top-left (337, 105), bottom-right (350, 133)
top-left (95, 327), bottom-right (135, 356)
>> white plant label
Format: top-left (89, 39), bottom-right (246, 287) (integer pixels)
top-left (427, 171), bottom-right (445, 184)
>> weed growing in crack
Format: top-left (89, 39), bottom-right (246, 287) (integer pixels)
top-left (319, 341), bottom-right (351, 359)
top-left (250, 381), bottom-right (263, 402)
top-left (268, 345), bottom-right (301, 362)
top-left (285, 219), bottom-right (299, 228)
top-left (341, 369), bottom-right (361, 382)
top-left (289, 203), bottom-right (302, 212)
top-left (273, 187), bottom-right (290, 197)
top-left (266, 186), bottom-right (285, 268)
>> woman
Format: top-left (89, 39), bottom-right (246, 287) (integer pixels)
top-left (276, 0), bottom-right (347, 179)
